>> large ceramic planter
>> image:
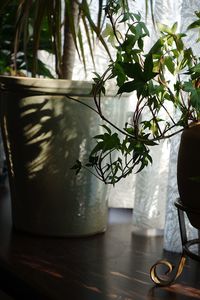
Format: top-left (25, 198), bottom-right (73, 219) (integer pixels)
top-left (0, 76), bottom-right (126, 237)
top-left (177, 123), bottom-right (200, 229)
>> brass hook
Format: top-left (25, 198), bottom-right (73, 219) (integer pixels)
top-left (150, 253), bottom-right (187, 286)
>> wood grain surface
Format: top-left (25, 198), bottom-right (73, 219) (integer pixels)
top-left (0, 185), bottom-right (199, 299)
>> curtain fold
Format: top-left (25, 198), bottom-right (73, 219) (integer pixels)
top-left (132, 0), bottom-right (199, 250)
top-left (132, 140), bottom-right (170, 236)
top-left (163, 0), bottom-right (200, 252)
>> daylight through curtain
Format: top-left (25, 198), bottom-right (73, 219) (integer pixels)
top-left (72, 0), bottom-right (199, 251)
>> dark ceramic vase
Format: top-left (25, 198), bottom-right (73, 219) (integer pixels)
top-left (177, 123), bottom-right (200, 229)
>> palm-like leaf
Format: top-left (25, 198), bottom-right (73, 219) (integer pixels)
top-left (0, 0), bottom-right (154, 78)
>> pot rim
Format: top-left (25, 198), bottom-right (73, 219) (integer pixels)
top-left (0, 75), bottom-right (93, 96)
top-left (0, 75), bottom-right (128, 97)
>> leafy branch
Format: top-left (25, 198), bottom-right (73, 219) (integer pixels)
top-left (72, 3), bottom-right (200, 184)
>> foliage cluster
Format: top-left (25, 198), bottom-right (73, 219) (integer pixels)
top-left (73, 2), bottom-right (200, 184)
top-left (0, 0), bottom-right (114, 78)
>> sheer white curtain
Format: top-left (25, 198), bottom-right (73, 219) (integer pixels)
top-left (131, 0), bottom-right (171, 236)
top-left (131, 0), bottom-right (199, 250)
top-left (129, 0), bottom-right (200, 250)
top-left (72, 0), bottom-right (199, 251)
top-left (163, 0), bottom-right (200, 252)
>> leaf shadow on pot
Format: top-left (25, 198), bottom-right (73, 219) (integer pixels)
top-left (1, 92), bottom-right (108, 235)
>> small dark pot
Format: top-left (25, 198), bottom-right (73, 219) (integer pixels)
top-left (177, 123), bottom-right (200, 229)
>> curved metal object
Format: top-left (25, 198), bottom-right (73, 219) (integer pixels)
top-left (150, 254), bottom-right (187, 286)
top-left (150, 198), bottom-right (200, 286)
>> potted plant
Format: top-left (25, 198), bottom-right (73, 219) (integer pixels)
top-left (0, 0), bottom-right (134, 237)
top-left (73, 3), bottom-right (200, 230)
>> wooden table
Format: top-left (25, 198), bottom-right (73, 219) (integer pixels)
top-left (0, 185), bottom-right (200, 299)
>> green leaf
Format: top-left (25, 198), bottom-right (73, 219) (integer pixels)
top-left (171, 22), bottom-right (178, 33)
top-left (117, 80), bottom-right (145, 94)
top-left (144, 54), bottom-right (157, 80)
top-left (113, 62), bottom-right (126, 86)
top-left (164, 56), bottom-right (175, 74)
top-left (183, 81), bottom-right (194, 92)
top-left (135, 23), bottom-right (143, 38)
top-left (121, 34), bottom-right (136, 52)
top-left (97, 0), bottom-right (103, 30)
top-left (93, 134), bottom-right (105, 140)
top-left (71, 160), bottom-right (82, 175)
top-left (189, 63), bottom-right (200, 73)
top-left (87, 156), bottom-right (98, 166)
top-left (119, 62), bottom-right (143, 80)
top-left (119, 12), bottom-right (130, 22)
top-left (190, 89), bottom-right (200, 110)
top-left (77, 29), bottom-right (87, 74)
top-left (138, 37), bottom-right (144, 50)
top-left (91, 130), bottom-right (121, 155)
top-left (195, 11), bottom-right (200, 18)
top-left (101, 124), bottom-right (112, 134)
top-left (183, 81), bottom-right (200, 110)
top-left (132, 13), bottom-right (141, 22)
top-left (82, 14), bottom-right (95, 68)
top-left (157, 23), bottom-right (173, 34)
top-left (140, 21), bottom-right (150, 36)
top-left (90, 141), bottom-right (105, 155)
top-left (148, 38), bottom-right (164, 55)
top-left (188, 19), bottom-right (200, 30)
top-left (102, 23), bottom-right (113, 38)
top-left (102, 133), bottom-right (120, 151)
top-left (124, 126), bottom-right (134, 135)
top-left (174, 35), bottom-right (184, 52)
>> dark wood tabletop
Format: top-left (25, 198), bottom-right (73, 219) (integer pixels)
top-left (0, 184), bottom-right (200, 300)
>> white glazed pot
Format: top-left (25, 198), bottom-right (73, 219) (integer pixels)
top-left (0, 76), bottom-right (111, 236)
